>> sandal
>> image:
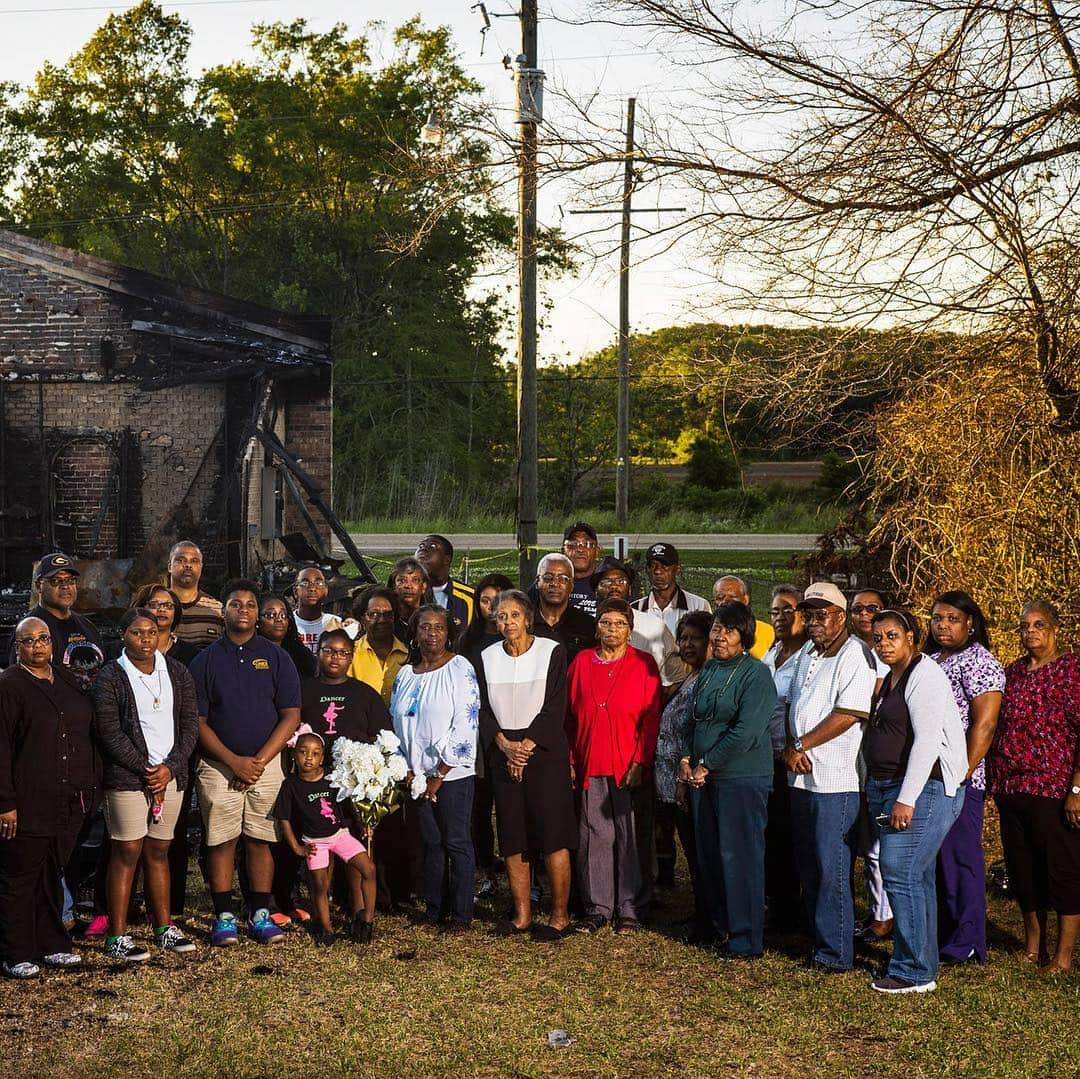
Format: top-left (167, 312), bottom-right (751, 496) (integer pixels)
top-left (531, 923), bottom-right (571, 943)
top-left (490, 919), bottom-right (531, 937)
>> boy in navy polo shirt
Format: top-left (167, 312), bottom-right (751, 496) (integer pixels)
top-left (188, 579), bottom-right (301, 946)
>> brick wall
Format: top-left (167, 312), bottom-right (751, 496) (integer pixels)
top-left (281, 371), bottom-right (333, 547)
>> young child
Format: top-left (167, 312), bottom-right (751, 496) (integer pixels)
top-left (273, 733), bottom-right (376, 946)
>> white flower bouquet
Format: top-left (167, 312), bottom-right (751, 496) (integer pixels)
top-left (326, 730), bottom-right (408, 842)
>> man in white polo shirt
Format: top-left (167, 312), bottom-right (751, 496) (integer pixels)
top-left (781, 581), bottom-right (876, 972)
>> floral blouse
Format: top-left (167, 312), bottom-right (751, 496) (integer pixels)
top-left (989, 654), bottom-right (1080, 800)
top-left (930, 642), bottom-right (1006, 791)
top-left (653, 671), bottom-right (701, 804)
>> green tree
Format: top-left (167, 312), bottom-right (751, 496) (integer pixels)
top-left (2, 2), bottom-right (532, 518)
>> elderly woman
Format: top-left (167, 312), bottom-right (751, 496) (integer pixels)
top-left (390, 605), bottom-right (479, 932)
top-left (387, 557), bottom-right (436, 649)
top-left (989, 599), bottom-right (1080, 974)
top-left (652, 610), bottom-right (713, 935)
top-left (761, 584), bottom-right (810, 932)
top-left (93, 608), bottom-right (201, 962)
top-left (476, 589), bottom-right (577, 941)
top-left (567, 598), bottom-right (662, 935)
top-left (131, 584), bottom-right (199, 667)
top-left (681, 602), bottom-right (776, 959)
top-left (926, 589), bottom-right (1005, 965)
top-left (865, 609), bottom-right (969, 994)
top-left (0, 617), bottom-right (95, 978)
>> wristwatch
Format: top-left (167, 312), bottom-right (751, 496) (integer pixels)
top-left (1070, 785), bottom-right (1080, 796)
top-left (793, 738), bottom-right (805, 753)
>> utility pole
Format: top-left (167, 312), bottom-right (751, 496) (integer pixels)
top-left (515, 0), bottom-right (541, 587)
top-left (568, 102), bottom-right (683, 529)
top-left (615, 98), bottom-right (635, 528)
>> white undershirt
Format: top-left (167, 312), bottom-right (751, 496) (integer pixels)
top-left (118, 650), bottom-right (175, 766)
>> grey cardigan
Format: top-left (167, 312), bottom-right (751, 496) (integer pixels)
top-left (92, 655), bottom-right (200, 792)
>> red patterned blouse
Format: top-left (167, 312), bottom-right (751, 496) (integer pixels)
top-left (989, 653), bottom-right (1080, 799)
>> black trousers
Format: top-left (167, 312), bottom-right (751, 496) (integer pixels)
top-left (655, 798), bottom-right (707, 926)
top-left (764, 760), bottom-right (802, 929)
top-left (997, 793), bottom-right (1080, 916)
top-left (0, 835), bottom-right (72, 965)
top-left (472, 774), bottom-right (498, 872)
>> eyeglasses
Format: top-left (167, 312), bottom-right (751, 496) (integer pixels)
top-left (563, 541), bottom-right (596, 551)
top-left (597, 619), bottom-right (630, 630)
top-left (147, 601), bottom-right (175, 611)
top-left (15, 634), bottom-right (51, 646)
top-left (768, 606), bottom-right (797, 618)
top-left (365, 610), bottom-right (394, 620)
top-left (804, 610), bottom-right (836, 624)
top-left (415, 542), bottom-right (445, 554)
top-left (260, 610), bottom-right (289, 621)
top-left (319, 647), bottom-right (353, 658)
top-left (45, 575), bottom-right (77, 586)
top-left (295, 580), bottom-right (325, 590)
top-left (540, 573), bottom-right (572, 585)
top-left (850, 603), bottom-right (882, 615)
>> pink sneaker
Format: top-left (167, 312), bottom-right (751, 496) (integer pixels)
top-left (83, 914), bottom-right (109, 940)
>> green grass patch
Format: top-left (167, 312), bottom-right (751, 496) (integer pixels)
top-left (4, 875), bottom-right (1076, 1077)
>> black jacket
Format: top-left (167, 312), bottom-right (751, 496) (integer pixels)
top-left (92, 656), bottom-right (200, 792)
top-left (0, 664), bottom-right (100, 836)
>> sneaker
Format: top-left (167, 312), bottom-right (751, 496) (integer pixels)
top-left (104, 935), bottom-right (150, 963)
top-left (2, 960), bottom-right (40, 979)
top-left (211, 913), bottom-right (240, 948)
top-left (871, 975), bottom-right (936, 994)
top-left (83, 914), bottom-right (109, 940)
top-left (349, 913), bottom-right (373, 944)
top-left (269, 911), bottom-right (292, 930)
top-left (248, 909), bottom-right (285, 945)
top-left (157, 924), bottom-right (196, 954)
top-left (42, 951), bottom-right (82, 968)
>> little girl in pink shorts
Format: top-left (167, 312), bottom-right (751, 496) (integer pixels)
top-left (273, 733), bottom-right (376, 945)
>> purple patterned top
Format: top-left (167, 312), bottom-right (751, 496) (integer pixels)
top-left (929, 642), bottom-right (1006, 790)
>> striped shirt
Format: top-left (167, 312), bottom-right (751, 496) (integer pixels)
top-left (787, 633), bottom-right (876, 794)
top-left (174, 592), bottom-right (225, 650)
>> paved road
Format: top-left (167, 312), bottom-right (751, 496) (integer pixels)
top-left (337, 532), bottom-right (818, 554)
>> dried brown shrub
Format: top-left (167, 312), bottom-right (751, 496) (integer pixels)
top-left (870, 343), bottom-right (1079, 655)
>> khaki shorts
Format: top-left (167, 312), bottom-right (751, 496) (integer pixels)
top-left (195, 755), bottom-right (283, 846)
top-left (104, 780), bottom-right (182, 842)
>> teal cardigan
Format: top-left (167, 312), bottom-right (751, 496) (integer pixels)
top-left (686, 654), bottom-right (776, 779)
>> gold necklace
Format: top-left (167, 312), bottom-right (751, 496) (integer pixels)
top-left (693, 654), bottom-right (747, 716)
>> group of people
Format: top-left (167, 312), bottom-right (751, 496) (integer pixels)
top-left (0, 526), bottom-right (1077, 998)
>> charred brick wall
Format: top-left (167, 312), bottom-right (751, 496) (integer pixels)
top-left (281, 370), bottom-right (333, 547)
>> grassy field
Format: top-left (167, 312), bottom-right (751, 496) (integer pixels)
top-left (2, 858), bottom-right (1076, 1078)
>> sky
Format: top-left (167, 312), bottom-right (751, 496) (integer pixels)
top-left (0, 0), bottom-right (739, 361)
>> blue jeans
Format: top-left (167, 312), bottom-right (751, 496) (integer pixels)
top-left (414, 776), bottom-right (476, 925)
top-left (691, 774), bottom-right (771, 955)
top-left (867, 777), bottom-right (966, 985)
top-left (789, 787), bottom-right (860, 970)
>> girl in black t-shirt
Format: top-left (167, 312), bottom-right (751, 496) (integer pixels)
top-left (273, 734), bottom-right (376, 946)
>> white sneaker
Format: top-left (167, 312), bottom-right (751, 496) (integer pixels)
top-left (871, 975), bottom-right (937, 994)
top-left (42, 951), bottom-right (82, 968)
top-left (2, 960), bottom-right (40, 979)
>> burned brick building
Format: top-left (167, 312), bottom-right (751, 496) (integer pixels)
top-left (0, 230), bottom-right (342, 598)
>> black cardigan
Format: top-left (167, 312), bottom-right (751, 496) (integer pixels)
top-left (92, 655), bottom-right (200, 792)
top-left (0, 665), bottom-right (100, 836)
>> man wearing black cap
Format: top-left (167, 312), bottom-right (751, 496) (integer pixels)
top-left (10, 554), bottom-right (105, 693)
top-left (562, 522), bottom-right (601, 617)
top-left (592, 557), bottom-right (683, 688)
top-left (631, 542), bottom-right (710, 637)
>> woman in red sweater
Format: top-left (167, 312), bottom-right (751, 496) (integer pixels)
top-left (567, 598), bottom-right (662, 934)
